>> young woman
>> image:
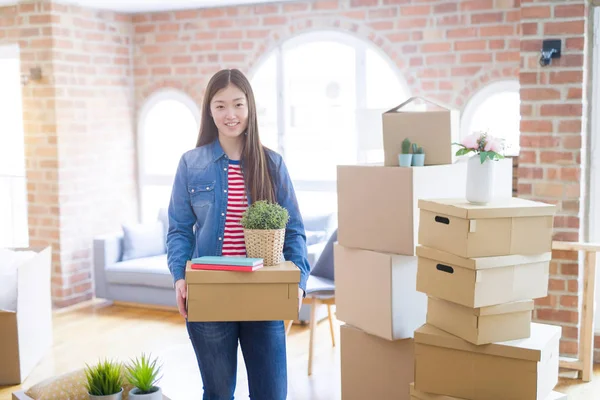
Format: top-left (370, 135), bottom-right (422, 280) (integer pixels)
top-left (166, 68), bottom-right (310, 400)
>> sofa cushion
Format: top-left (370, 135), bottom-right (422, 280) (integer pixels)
top-left (121, 221), bottom-right (166, 262)
top-left (106, 254), bottom-right (173, 289)
top-left (25, 368), bottom-right (134, 400)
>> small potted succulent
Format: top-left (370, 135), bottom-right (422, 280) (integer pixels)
top-left (411, 143), bottom-right (425, 166)
top-left (84, 359), bottom-right (125, 400)
top-left (240, 200), bottom-right (289, 266)
top-left (125, 353), bottom-right (163, 399)
top-left (398, 138), bottom-right (412, 167)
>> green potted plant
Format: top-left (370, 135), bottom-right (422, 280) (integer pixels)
top-left (125, 353), bottom-right (163, 399)
top-left (398, 138), bottom-right (412, 167)
top-left (240, 200), bottom-right (289, 266)
top-left (84, 359), bottom-right (124, 400)
top-left (411, 143), bottom-right (425, 166)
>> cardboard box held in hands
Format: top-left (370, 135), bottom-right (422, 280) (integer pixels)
top-left (382, 97), bottom-right (459, 167)
top-left (185, 260), bottom-right (300, 322)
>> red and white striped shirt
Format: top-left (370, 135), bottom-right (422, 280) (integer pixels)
top-left (221, 160), bottom-right (248, 257)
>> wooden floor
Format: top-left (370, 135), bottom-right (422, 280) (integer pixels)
top-left (0, 301), bottom-right (599, 400)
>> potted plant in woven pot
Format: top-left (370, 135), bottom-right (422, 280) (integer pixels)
top-left (125, 353), bottom-right (163, 400)
top-left (240, 200), bottom-right (289, 266)
top-left (84, 359), bottom-right (125, 400)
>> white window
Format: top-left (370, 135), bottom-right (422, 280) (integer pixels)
top-left (0, 44), bottom-right (28, 248)
top-left (138, 89), bottom-right (200, 223)
top-left (250, 30), bottom-right (410, 218)
top-left (591, 7), bottom-right (600, 333)
top-left (460, 80), bottom-right (521, 156)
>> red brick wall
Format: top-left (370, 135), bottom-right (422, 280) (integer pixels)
top-left (132, 0), bottom-right (521, 108)
top-left (519, 0), bottom-right (590, 360)
top-left (1, 2), bottom-right (138, 307)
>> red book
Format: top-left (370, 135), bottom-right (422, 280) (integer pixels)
top-left (190, 263), bottom-right (263, 272)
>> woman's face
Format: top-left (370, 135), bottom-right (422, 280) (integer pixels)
top-left (210, 83), bottom-right (249, 140)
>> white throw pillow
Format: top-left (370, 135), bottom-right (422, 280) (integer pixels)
top-left (121, 221), bottom-right (166, 262)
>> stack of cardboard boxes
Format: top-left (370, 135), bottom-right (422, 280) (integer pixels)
top-left (334, 99), bottom-right (514, 399)
top-left (411, 198), bottom-right (568, 400)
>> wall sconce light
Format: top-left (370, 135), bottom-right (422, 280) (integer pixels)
top-left (540, 39), bottom-right (562, 67)
top-left (20, 66), bottom-right (43, 86)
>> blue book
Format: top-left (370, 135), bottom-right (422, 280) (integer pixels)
top-left (191, 256), bottom-right (263, 267)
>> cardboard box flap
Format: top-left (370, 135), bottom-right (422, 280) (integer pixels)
top-left (416, 245), bottom-right (552, 270)
top-left (385, 96), bottom-right (451, 113)
top-left (409, 383), bottom-right (464, 399)
top-left (414, 323), bottom-right (561, 362)
top-left (185, 261), bottom-right (300, 284)
top-left (418, 198), bottom-right (557, 219)
top-left (475, 299), bottom-right (535, 316)
top-left (410, 384), bottom-right (566, 400)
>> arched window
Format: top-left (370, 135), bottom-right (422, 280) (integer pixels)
top-left (250, 30), bottom-right (410, 218)
top-left (460, 80), bottom-right (521, 156)
top-left (138, 89), bottom-right (200, 223)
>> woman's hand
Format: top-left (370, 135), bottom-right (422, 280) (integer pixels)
top-left (175, 279), bottom-right (187, 319)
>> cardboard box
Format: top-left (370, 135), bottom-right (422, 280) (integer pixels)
top-left (0, 247), bottom-right (53, 385)
top-left (185, 261), bottom-right (300, 322)
top-left (414, 323), bottom-right (561, 400)
top-left (334, 244), bottom-right (426, 340)
top-left (341, 324), bottom-right (414, 400)
top-left (418, 197), bottom-right (556, 258)
top-left (426, 297), bottom-right (534, 345)
top-left (382, 97), bottom-right (459, 166)
top-left (416, 245), bottom-right (550, 308)
top-left (337, 160), bottom-right (513, 256)
top-left (409, 383), bottom-right (568, 400)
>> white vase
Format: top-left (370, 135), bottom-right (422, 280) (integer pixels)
top-left (466, 155), bottom-right (495, 204)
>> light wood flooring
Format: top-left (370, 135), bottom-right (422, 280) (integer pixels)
top-left (0, 300), bottom-right (599, 400)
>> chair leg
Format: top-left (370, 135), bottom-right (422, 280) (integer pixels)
top-left (327, 304), bottom-right (335, 347)
top-left (308, 298), bottom-right (317, 376)
top-left (284, 320), bottom-right (293, 335)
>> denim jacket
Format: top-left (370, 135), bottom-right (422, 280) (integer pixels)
top-left (166, 139), bottom-right (310, 295)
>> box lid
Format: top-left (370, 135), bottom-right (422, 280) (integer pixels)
top-left (185, 261), bottom-right (300, 284)
top-left (416, 245), bottom-right (552, 270)
top-left (418, 197), bottom-right (556, 219)
top-left (430, 297), bottom-right (535, 317)
top-left (414, 323), bottom-right (561, 362)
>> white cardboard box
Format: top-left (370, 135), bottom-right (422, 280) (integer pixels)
top-left (334, 244), bottom-right (426, 341)
top-left (0, 247), bottom-right (53, 385)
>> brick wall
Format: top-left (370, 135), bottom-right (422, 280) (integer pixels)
top-left (519, 0), bottom-right (590, 360)
top-left (1, 1), bottom-right (138, 307)
top-left (2, 0), bottom-right (596, 357)
top-left (132, 0), bottom-right (521, 110)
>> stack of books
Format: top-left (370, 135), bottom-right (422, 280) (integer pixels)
top-left (190, 256), bottom-right (264, 272)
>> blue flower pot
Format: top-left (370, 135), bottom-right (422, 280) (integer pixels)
top-left (398, 154), bottom-right (413, 167)
top-left (412, 154), bottom-right (425, 167)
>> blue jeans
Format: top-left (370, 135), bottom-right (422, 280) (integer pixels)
top-left (186, 320), bottom-right (287, 400)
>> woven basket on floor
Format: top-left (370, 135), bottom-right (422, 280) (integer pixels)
top-left (244, 228), bottom-right (285, 266)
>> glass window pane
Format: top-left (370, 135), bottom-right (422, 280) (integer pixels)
top-left (143, 99), bottom-right (198, 176)
top-left (467, 91), bottom-right (520, 155)
top-left (250, 53), bottom-right (278, 151)
top-left (141, 185), bottom-right (172, 224)
top-left (283, 40), bottom-right (357, 182)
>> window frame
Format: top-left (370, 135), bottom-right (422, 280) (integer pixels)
top-left (137, 89), bottom-right (201, 221)
top-left (460, 79), bottom-right (521, 157)
top-left (590, 7), bottom-right (600, 333)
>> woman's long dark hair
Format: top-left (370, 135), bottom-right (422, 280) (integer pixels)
top-left (196, 69), bottom-right (276, 204)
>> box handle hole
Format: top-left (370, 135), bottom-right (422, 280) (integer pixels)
top-left (436, 264), bottom-right (454, 274)
top-left (434, 216), bottom-right (450, 225)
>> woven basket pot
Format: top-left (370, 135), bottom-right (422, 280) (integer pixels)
top-left (243, 228), bottom-right (285, 266)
